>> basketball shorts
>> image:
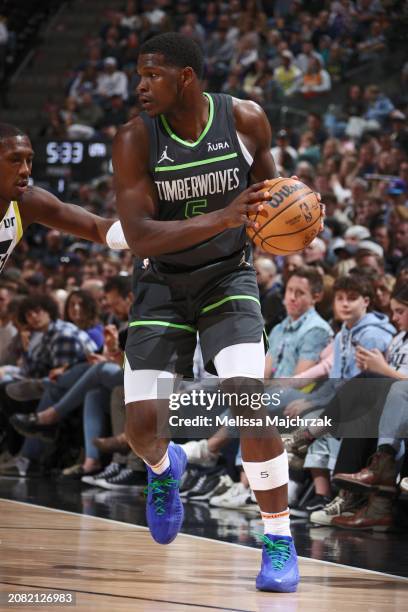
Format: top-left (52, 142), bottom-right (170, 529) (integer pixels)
top-left (125, 252), bottom-right (266, 378)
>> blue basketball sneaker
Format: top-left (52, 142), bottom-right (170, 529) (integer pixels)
top-left (145, 442), bottom-right (187, 545)
top-left (256, 534), bottom-right (299, 592)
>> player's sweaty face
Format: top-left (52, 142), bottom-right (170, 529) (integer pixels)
top-left (0, 136), bottom-right (33, 205)
top-left (137, 54), bottom-right (180, 116)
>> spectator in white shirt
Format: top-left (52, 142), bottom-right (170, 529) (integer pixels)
top-left (97, 57), bottom-right (128, 101)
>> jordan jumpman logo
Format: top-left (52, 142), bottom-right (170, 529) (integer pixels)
top-left (158, 145), bottom-right (174, 164)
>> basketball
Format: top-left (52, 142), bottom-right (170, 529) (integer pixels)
top-left (247, 177), bottom-right (322, 255)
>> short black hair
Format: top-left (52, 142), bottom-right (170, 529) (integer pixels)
top-left (140, 32), bottom-right (204, 79)
top-left (0, 123), bottom-right (27, 147)
top-left (17, 294), bottom-right (60, 326)
top-left (105, 275), bottom-right (131, 299)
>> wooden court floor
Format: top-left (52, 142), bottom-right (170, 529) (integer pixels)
top-left (1, 499), bottom-right (407, 612)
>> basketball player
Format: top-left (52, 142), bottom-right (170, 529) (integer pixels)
top-left (0, 123), bottom-right (128, 275)
top-left (113, 33), bottom-right (309, 593)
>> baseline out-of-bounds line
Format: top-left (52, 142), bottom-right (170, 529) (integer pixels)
top-left (2, 497), bottom-right (408, 584)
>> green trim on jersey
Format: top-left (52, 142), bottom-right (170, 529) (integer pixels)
top-left (129, 320), bottom-right (196, 333)
top-left (155, 152), bottom-right (238, 173)
top-left (201, 295), bottom-right (261, 315)
top-left (160, 92), bottom-right (214, 148)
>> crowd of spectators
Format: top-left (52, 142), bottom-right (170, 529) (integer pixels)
top-left (40, 0), bottom-right (407, 140)
top-left (0, 0), bottom-right (407, 536)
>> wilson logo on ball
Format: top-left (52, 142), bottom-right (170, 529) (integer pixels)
top-left (246, 177), bottom-right (321, 255)
top-left (268, 183), bottom-right (305, 208)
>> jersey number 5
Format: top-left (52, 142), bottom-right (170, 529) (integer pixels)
top-left (184, 199), bottom-right (208, 218)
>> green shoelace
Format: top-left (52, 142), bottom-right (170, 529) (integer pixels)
top-left (144, 477), bottom-right (180, 516)
top-left (258, 534), bottom-right (292, 570)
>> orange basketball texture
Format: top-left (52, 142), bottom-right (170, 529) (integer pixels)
top-left (247, 178), bottom-right (321, 255)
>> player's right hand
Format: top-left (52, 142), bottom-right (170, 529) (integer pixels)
top-left (219, 181), bottom-right (269, 229)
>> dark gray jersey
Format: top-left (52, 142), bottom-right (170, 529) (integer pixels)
top-left (141, 93), bottom-right (253, 270)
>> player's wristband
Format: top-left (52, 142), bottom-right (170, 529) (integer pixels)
top-left (106, 220), bottom-right (129, 250)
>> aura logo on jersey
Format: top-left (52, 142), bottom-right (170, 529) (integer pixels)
top-left (207, 140), bottom-right (230, 152)
top-left (155, 168), bottom-right (240, 203)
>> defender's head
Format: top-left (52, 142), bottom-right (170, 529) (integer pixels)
top-left (0, 123), bottom-right (33, 205)
top-left (137, 32), bottom-right (204, 116)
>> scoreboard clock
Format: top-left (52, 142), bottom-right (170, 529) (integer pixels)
top-left (32, 140), bottom-right (113, 194)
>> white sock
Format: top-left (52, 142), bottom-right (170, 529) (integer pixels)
top-left (145, 449), bottom-right (170, 475)
top-left (261, 508), bottom-right (291, 537)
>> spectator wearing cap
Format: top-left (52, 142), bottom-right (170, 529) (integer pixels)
top-left (356, 242), bottom-right (385, 275)
top-left (270, 129), bottom-right (298, 175)
top-left (386, 179), bottom-right (408, 209)
top-left (304, 237), bottom-right (327, 265)
top-left (96, 57), bottom-right (128, 101)
top-left (344, 224), bottom-right (371, 245)
top-left (332, 237), bottom-right (358, 261)
top-left (273, 50), bottom-right (302, 97)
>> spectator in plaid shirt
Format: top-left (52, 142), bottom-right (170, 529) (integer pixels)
top-left (16, 294), bottom-right (97, 379)
top-left (0, 295), bottom-right (99, 476)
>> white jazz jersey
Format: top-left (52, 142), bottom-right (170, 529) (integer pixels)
top-left (0, 201), bottom-right (23, 274)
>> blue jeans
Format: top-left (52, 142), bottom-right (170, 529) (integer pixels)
top-left (23, 362), bottom-right (123, 461)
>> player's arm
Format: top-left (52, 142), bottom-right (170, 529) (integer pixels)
top-left (112, 118), bottom-right (267, 257)
top-left (233, 99), bottom-right (278, 183)
top-left (22, 187), bottom-right (127, 247)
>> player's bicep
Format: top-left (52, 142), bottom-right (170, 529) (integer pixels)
top-left (112, 123), bottom-right (158, 236)
top-left (234, 100), bottom-right (277, 184)
top-left (250, 111), bottom-right (277, 183)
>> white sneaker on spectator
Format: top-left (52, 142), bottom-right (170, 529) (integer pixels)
top-left (81, 462), bottom-right (124, 487)
top-left (179, 439), bottom-right (219, 467)
top-left (310, 491), bottom-right (361, 526)
top-left (400, 477), bottom-right (408, 493)
top-left (210, 481), bottom-right (257, 511)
